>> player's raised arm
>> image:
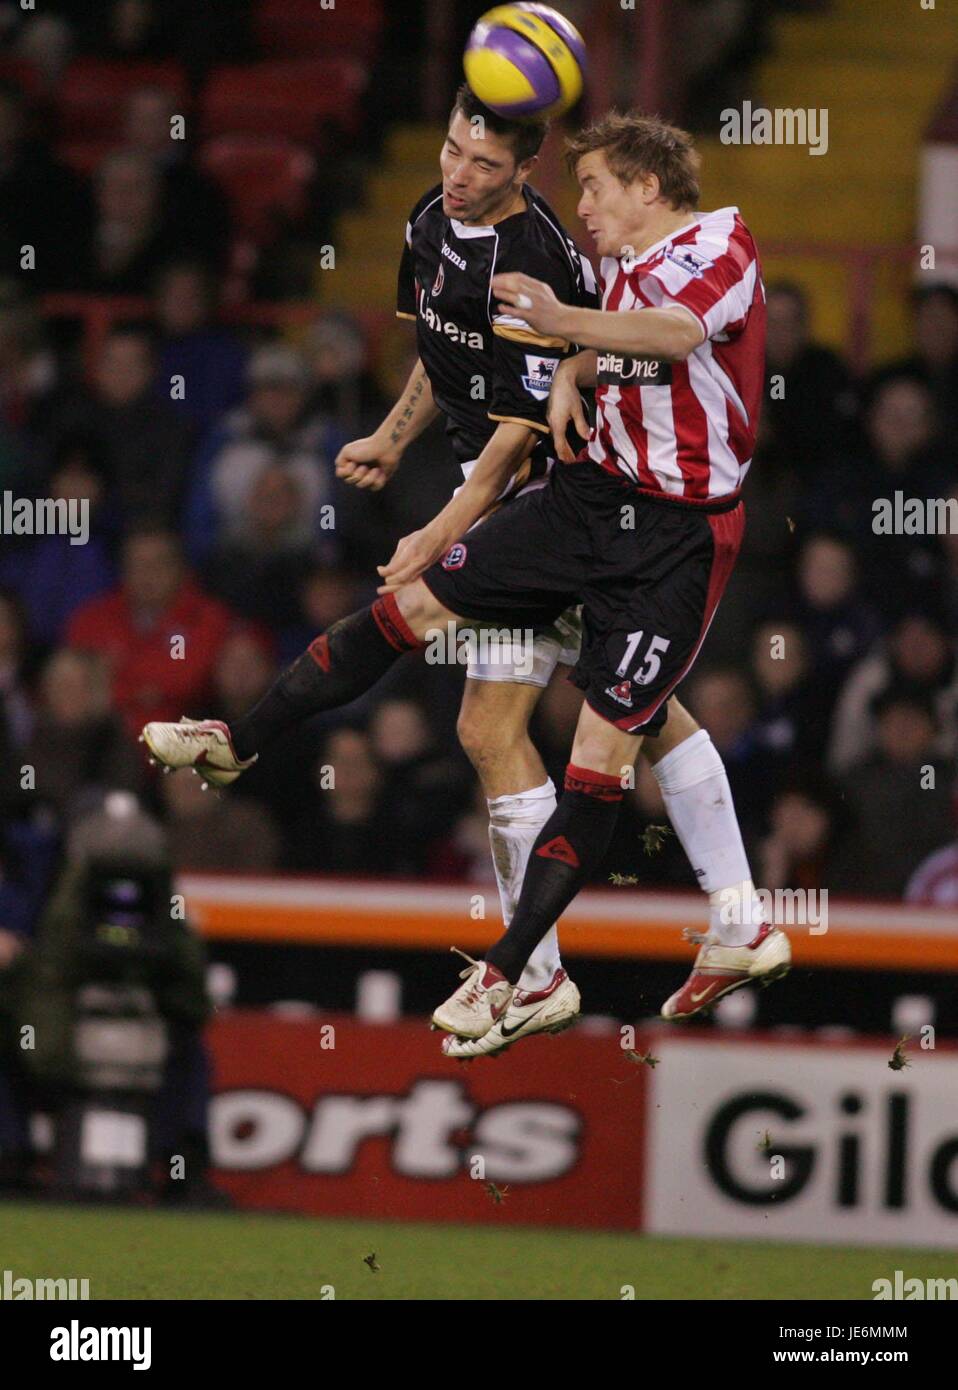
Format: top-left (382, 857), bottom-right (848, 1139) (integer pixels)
top-left (493, 271), bottom-right (704, 363)
top-left (376, 421), bottom-right (536, 592)
top-left (334, 357), bottom-right (440, 491)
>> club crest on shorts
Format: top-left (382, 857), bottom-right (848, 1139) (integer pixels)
top-left (441, 542), bottom-right (467, 570)
top-left (606, 678), bottom-right (633, 707)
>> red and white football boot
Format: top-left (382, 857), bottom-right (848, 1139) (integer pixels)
top-left (661, 922), bottom-right (791, 1020)
top-left (140, 717), bottom-right (256, 789)
top-left (431, 949), bottom-right (515, 1039)
top-left (441, 967), bottom-right (580, 1058)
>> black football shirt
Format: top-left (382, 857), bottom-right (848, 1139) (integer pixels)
top-left (397, 182), bottom-right (598, 495)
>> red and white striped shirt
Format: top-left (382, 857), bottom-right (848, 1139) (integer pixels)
top-left (586, 206), bottom-right (766, 501)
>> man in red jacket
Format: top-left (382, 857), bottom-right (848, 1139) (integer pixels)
top-left (68, 528), bottom-right (236, 740)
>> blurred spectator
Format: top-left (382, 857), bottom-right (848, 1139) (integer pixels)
top-left (300, 311), bottom-right (411, 571)
top-left (85, 150), bottom-right (170, 294)
top-left (796, 373), bottom-right (948, 561)
top-left (938, 483), bottom-right (958, 631)
top-left (43, 322), bottom-right (193, 527)
top-left (905, 837), bottom-right (958, 906)
top-left (842, 375), bottom-right (952, 613)
top-left (0, 80), bottom-right (92, 292)
top-left (121, 86), bottom-right (231, 272)
top-left (708, 409), bottom-right (797, 664)
top-left (3, 6), bottom-right (74, 85)
top-left (81, 0), bottom-right (176, 58)
top-left (0, 590), bottom-right (34, 761)
top-left (832, 690), bottom-right (954, 897)
top-left (758, 775), bottom-right (844, 893)
top-left (370, 697), bottom-right (474, 863)
top-left (185, 343), bottom-right (338, 566)
top-left (20, 648), bottom-right (144, 816)
top-left (289, 726), bottom-right (397, 874)
top-left (208, 626), bottom-right (315, 837)
top-left (680, 1), bottom-right (773, 128)
top-left (748, 618), bottom-right (832, 783)
top-left (0, 285), bottom-right (58, 442)
top-left (359, 320), bottom-right (461, 546)
top-left (51, 0), bottom-right (254, 72)
top-left (763, 281), bottom-right (857, 469)
top-left (426, 781), bottom-right (496, 882)
top-left (883, 286), bottom-right (958, 439)
top-left (278, 566), bottom-right (369, 664)
top-left (152, 260), bottom-right (248, 435)
top-left (0, 803), bottom-right (60, 946)
top-left (0, 801), bottom-right (60, 1190)
top-left (0, 435), bottom-right (116, 648)
top-left (685, 666), bottom-right (770, 836)
top-left (793, 533), bottom-right (882, 703)
top-left (203, 463), bottom-right (317, 627)
top-left (66, 527), bottom-right (237, 737)
top-left (304, 312), bottom-right (387, 437)
top-left (211, 629), bottom-right (275, 730)
top-left (160, 762), bottom-right (280, 871)
top-left (627, 760), bottom-right (699, 888)
top-left (828, 611), bottom-right (958, 774)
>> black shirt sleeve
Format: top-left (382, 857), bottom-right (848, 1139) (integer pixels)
top-left (397, 225), bottom-right (417, 319)
top-left (488, 235), bottom-right (597, 432)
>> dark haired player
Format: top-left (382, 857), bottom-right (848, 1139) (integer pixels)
top-left (332, 85), bottom-right (596, 1049)
top-left (142, 109), bottom-right (789, 1041)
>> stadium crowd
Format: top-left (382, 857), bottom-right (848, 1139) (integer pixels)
top-left (2, 0), bottom-right (958, 967)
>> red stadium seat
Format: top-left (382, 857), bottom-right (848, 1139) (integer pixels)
top-left (0, 55), bottom-right (46, 99)
top-left (57, 139), bottom-right (114, 177)
top-left (200, 60), bottom-right (366, 146)
top-left (199, 135), bottom-right (316, 241)
top-left (254, 0), bottom-right (383, 62)
top-left (57, 58), bottom-right (189, 140)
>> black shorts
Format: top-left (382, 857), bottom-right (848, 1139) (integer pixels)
top-left (421, 458), bottom-right (744, 735)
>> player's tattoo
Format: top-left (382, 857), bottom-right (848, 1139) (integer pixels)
top-left (388, 375), bottom-right (426, 448)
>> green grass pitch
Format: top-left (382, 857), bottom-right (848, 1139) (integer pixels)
top-left (1, 1202), bottom-right (955, 1299)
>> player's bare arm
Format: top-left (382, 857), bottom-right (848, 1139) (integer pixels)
top-left (376, 421), bottom-right (536, 592)
top-left (493, 271), bottom-right (704, 362)
top-left (547, 350), bottom-right (596, 460)
top-left (334, 357), bottom-right (439, 491)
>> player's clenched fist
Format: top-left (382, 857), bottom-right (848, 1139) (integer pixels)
top-left (547, 357), bottom-right (591, 462)
top-left (334, 435), bottom-right (402, 491)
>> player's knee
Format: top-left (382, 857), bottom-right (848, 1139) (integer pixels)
top-left (456, 702), bottom-right (517, 770)
top-left (394, 579), bottom-right (451, 639)
top-left (456, 703), bottom-right (491, 766)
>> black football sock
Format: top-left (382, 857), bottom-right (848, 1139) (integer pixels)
top-left (485, 764), bottom-right (624, 983)
top-left (230, 595), bottom-right (424, 760)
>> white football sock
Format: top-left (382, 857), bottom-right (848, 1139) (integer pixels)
top-left (651, 730), bottom-right (763, 947)
top-left (487, 778), bottom-right (562, 991)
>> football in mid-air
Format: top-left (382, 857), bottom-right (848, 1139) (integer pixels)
top-left (464, 3), bottom-right (587, 120)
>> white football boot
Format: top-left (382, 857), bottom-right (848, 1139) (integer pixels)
top-left (661, 922), bottom-right (791, 1020)
top-left (431, 948), bottom-right (514, 1039)
top-left (140, 717), bottom-right (256, 789)
top-left (442, 967), bottom-right (580, 1059)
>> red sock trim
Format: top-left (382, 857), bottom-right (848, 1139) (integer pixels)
top-left (564, 763), bottom-right (624, 802)
top-left (371, 594), bottom-right (424, 652)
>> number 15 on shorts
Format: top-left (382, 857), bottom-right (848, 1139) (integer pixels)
top-left (616, 630), bottom-right (672, 685)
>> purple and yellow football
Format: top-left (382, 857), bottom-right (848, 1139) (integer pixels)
top-left (464, 4), bottom-right (587, 120)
